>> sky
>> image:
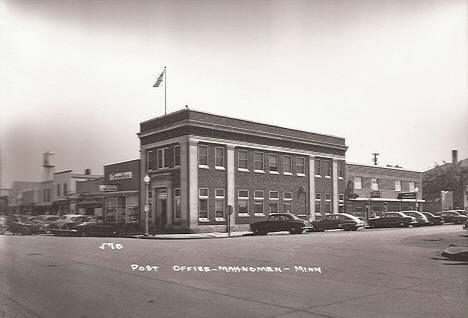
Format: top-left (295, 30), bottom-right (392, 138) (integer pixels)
top-left (0, 0), bottom-right (467, 187)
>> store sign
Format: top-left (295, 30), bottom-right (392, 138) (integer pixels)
top-left (109, 171), bottom-right (133, 181)
top-left (397, 192), bottom-right (416, 200)
top-left (100, 185), bottom-right (118, 192)
top-left (370, 191), bottom-right (381, 198)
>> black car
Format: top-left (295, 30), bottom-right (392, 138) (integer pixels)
top-left (250, 213), bottom-right (308, 235)
top-left (310, 213), bottom-right (366, 232)
top-left (421, 212), bottom-right (444, 225)
top-left (437, 211), bottom-right (467, 224)
top-left (367, 212), bottom-right (417, 228)
top-left (5, 215), bottom-right (40, 235)
top-left (401, 211), bottom-right (430, 226)
top-left (52, 216), bottom-right (139, 237)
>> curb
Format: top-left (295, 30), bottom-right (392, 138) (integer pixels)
top-left (441, 247), bottom-right (468, 261)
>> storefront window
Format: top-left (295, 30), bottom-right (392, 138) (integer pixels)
top-left (174, 188), bottom-right (181, 220)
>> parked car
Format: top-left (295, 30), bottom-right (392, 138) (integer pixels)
top-left (5, 214), bottom-right (40, 235)
top-left (452, 209), bottom-right (467, 216)
top-left (309, 213), bottom-right (366, 232)
top-left (35, 215), bottom-right (60, 233)
top-left (367, 212), bottom-right (417, 228)
top-left (250, 213), bottom-right (308, 235)
top-left (53, 216), bottom-right (139, 237)
top-left (421, 212), bottom-right (444, 225)
top-left (48, 214), bottom-right (89, 232)
top-left (437, 211), bottom-right (467, 224)
top-left (401, 211), bottom-right (430, 226)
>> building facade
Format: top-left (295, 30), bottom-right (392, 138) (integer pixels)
top-left (139, 109), bottom-right (347, 233)
top-left (345, 163), bottom-right (424, 219)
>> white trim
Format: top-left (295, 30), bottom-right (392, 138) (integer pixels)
top-left (215, 166), bottom-right (226, 171)
top-left (238, 213), bottom-right (250, 217)
top-left (325, 176), bottom-right (331, 179)
top-left (254, 213), bottom-right (265, 217)
top-left (198, 165), bottom-right (210, 169)
top-left (198, 218), bottom-right (210, 222)
top-left (297, 173), bottom-right (306, 177)
top-left (269, 171), bottom-right (279, 175)
top-left (315, 175), bottom-right (322, 178)
top-left (283, 172), bottom-right (293, 176)
top-left (238, 168), bottom-right (250, 172)
top-left (254, 169), bottom-right (265, 174)
top-left (349, 197), bottom-right (426, 202)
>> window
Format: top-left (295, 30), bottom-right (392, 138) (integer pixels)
top-left (325, 161), bottom-right (332, 177)
top-left (174, 145), bottom-right (180, 167)
top-left (198, 145), bottom-right (208, 167)
top-left (215, 189), bottom-right (225, 220)
top-left (174, 188), bottom-right (181, 219)
top-left (63, 183), bottom-right (67, 196)
top-left (199, 188), bottom-right (209, 220)
top-left (297, 157), bottom-right (305, 175)
top-left (354, 177), bottom-right (362, 190)
top-left (269, 191), bottom-right (279, 213)
top-left (315, 193), bottom-right (321, 214)
top-left (339, 194), bottom-right (344, 202)
top-left (158, 148), bottom-right (169, 169)
top-left (269, 154), bottom-right (278, 173)
top-left (315, 159), bottom-right (321, 176)
top-left (215, 147), bottom-right (225, 168)
top-left (283, 156), bottom-right (292, 174)
top-left (325, 202), bottom-right (331, 213)
top-left (254, 190), bottom-right (264, 215)
top-left (57, 184), bottom-right (61, 197)
top-left (338, 194), bottom-right (344, 213)
top-left (395, 180), bottom-right (401, 192)
top-left (254, 152), bottom-right (264, 171)
top-left (409, 181), bottom-right (415, 192)
top-left (238, 189), bottom-right (249, 215)
top-left (325, 193), bottom-right (331, 201)
top-left (147, 150), bottom-right (156, 170)
top-left (238, 150), bottom-right (248, 170)
top-left (371, 178), bottom-right (379, 191)
top-left (338, 162), bottom-right (344, 178)
top-left (283, 192), bottom-right (293, 213)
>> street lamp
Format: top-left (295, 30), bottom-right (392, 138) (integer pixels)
top-left (414, 187), bottom-right (419, 211)
top-left (144, 174), bottom-right (150, 236)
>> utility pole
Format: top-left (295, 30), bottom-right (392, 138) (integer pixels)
top-left (372, 153), bottom-right (380, 166)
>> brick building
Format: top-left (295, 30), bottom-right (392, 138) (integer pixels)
top-left (345, 163), bottom-right (424, 219)
top-left (138, 109), bottom-right (347, 233)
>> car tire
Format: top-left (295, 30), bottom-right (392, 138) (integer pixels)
top-left (352, 227), bottom-right (358, 231)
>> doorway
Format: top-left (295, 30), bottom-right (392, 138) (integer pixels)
top-left (155, 188), bottom-right (167, 232)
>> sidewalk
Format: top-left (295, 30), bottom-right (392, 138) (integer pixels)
top-left (137, 231), bottom-right (253, 240)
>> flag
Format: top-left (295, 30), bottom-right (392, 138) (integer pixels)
top-left (153, 69), bottom-right (165, 87)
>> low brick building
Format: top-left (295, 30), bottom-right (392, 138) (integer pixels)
top-left (345, 163), bottom-right (424, 220)
top-left (138, 109), bottom-right (347, 233)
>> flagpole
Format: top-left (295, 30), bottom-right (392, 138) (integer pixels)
top-left (164, 66), bottom-right (167, 115)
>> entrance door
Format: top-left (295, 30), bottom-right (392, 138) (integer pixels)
top-left (156, 188), bottom-right (167, 232)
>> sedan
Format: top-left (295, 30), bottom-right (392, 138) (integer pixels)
top-left (421, 212), bottom-right (444, 225)
top-left (5, 215), bottom-right (40, 235)
top-left (310, 213), bottom-right (366, 232)
top-left (48, 214), bottom-right (88, 231)
top-left (367, 212), bottom-right (417, 228)
top-left (250, 213), bottom-right (308, 235)
top-left (437, 211), bottom-right (467, 224)
top-left (401, 211), bottom-right (430, 226)
top-left (68, 217), bottom-right (139, 237)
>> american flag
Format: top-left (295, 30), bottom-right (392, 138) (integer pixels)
top-left (153, 70), bottom-right (165, 87)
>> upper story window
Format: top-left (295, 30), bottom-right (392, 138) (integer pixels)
top-left (315, 193), bottom-right (321, 201)
top-left (198, 145), bottom-right (208, 167)
top-left (174, 145), bottom-right (180, 167)
top-left (325, 193), bottom-right (331, 201)
top-left (315, 159), bottom-right (321, 176)
top-left (269, 154), bottom-right (278, 173)
top-left (395, 180), bottom-right (401, 191)
top-left (409, 181), bottom-right (415, 192)
top-left (371, 178), bottom-right (379, 191)
top-left (297, 157), bottom-right (305, 175)
top-left (215, 147), bottom-right (225, 168)
top-left (238, 150), bottom-right (248, 170)
top-left (283, 156), bottom-right (292, 174)
top-left (339, 194), bottom-right (344, 202)
top-left (158, 148), bottom-right (169, 169)
top-left (254, 152), bottom-right (264, 171)
top-left (354, 177), bottom-right (362, 189)
top-left (147, 150), bottom-right (157, 170)
top-left (325, 160), bottom-right (332, 177)
top-left (284, 192), bottom-right (293, 201)
top-left (338, 162), bottom-right (344, 178)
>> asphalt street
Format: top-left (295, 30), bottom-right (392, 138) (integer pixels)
top-left (1, 225), bottom-right (467, 318)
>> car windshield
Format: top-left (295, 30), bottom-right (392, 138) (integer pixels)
top-left (71, 217), bottom-right (85, 222)
top-left (423, 212), bottom-right (435, 217)
top-left (46, 216), bottom-right (59, 221)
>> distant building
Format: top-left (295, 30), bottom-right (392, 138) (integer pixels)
top-left (345, 163), bottom-right (423, 219)
top-left (138, 108), bottom-right (347, 233)
top-left (7, 181), bottom-right (41, 214)
top-left (423, 150), bottom-right (468, 212)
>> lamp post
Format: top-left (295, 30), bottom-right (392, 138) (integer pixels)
top-left (414, 187), bottom-right (419, 211)
top-left (143, 174), bottom-right (150, 236)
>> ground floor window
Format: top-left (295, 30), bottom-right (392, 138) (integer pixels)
top-left (254, 190), bottom-right (264, 215)
top-left (199, 188), bottom-right (209, 221)
top-left (283, 201), bottom-right (292, 213)
top-left (325, 202), bottom-right (331, 213)
top-left (105, 196), bottom-right (136, 224)
top-left (174, 188), bottom-right (181, 220)
top-left (215, 189), bottom-right (225, 221)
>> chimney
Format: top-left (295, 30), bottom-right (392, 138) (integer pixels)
top-left (452, 150), bottom-right (458, 164)
top-left (85, 168), bottom-right (91, 175)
